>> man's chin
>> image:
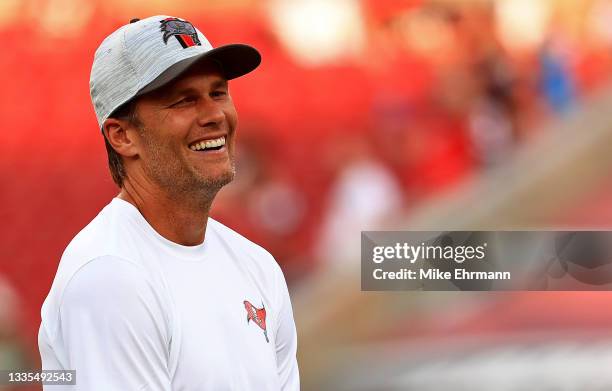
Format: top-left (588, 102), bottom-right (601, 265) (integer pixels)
top-left (196, 170), bottom-right (235, 192)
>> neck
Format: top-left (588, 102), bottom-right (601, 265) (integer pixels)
top-left (118, 178), bottom-right (215, 246)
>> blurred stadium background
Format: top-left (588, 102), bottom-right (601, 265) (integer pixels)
top-left (2, 0), bottom-right (612, 389)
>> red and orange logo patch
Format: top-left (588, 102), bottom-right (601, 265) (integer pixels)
top-left (244, 300), bottom-right (269, 343)
top-left (159, 17), bottom-right (201, 48)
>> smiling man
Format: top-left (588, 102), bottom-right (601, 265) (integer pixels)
top-left (38, 15), bottom-right (299, 390)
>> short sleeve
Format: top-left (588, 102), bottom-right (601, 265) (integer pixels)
top-left (273, 264), bottom-right (300, 391)
top-left (45, 256), bottom-right (172, 391)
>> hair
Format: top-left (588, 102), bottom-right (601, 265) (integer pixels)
top-left (104, 100), bottom-right (141, 187)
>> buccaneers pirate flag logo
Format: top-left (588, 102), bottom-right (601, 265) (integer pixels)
top-left (244, 300), bottom-right (269, 343)
top-left (159, 17), bottom-right (201, 48)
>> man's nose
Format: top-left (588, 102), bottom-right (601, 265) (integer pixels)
top-left (196, 100), bottom-right (225, 128)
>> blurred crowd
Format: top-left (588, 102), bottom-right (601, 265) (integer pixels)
top-left (212, 0), bottom-right (612, 278)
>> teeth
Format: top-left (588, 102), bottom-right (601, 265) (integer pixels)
top-left (190, 137), bottom-right (226, 151)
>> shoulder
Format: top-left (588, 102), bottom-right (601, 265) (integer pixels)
top-left (208, 218), bottom-right (280, 270)
top-left (60, 255), bottom-right (168, 321)
top-left (207, 218), bottom-right (287, 291)
top-left (61, 255), bottom-right (154, 304)
top-left (54, 200), bottom-right (154, 295)
top-left (42, 255), bottom-right (169, 342)
top-left (208, 218), bottom-right (288, 295)
top-left (61, 200), bottom-right (131, 261)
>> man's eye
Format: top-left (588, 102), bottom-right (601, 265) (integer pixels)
top-left (211, 90), bottom-right (227, 98)
top-left (170, 96), bottom-right (197, 107)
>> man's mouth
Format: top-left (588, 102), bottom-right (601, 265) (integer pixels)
top-left (188, 136), bottom-right (226, 152)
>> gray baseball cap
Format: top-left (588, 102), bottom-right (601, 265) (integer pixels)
top-left (90, 15), bottom-right (261, 129)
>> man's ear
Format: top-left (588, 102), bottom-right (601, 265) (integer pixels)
top-left (103, 118), bottom-right (139, 158)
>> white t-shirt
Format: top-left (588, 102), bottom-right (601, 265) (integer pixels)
top-left (39, 198), bottom-right (300, 391)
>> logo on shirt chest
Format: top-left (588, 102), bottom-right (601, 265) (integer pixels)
top-left (243, 300), bottom-right (269, 343)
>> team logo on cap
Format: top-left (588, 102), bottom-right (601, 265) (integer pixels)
top-left (244, 300), bottom-right (269, 343)
top-left (159, 17), bottom-right (201, 48)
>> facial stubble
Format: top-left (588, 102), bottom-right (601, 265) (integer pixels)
top-left (138, 125), bottom-right (236, 207)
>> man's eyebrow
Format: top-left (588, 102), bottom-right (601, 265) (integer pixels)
top-left (210, 79), bottom-right (228, 90)
top-left (165, 79), bottom-right (228, 99)
top-left (167, 87), bottom-right (198, 99)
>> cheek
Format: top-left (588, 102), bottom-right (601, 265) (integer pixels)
top-left (137, 127), bottom-right (178, 161)
top-left (227, 111), bottom-right (238, 147)
top-left (138, 134), bottom-right (164, 161)
top-left (224, 99), bottom-right (238, 130)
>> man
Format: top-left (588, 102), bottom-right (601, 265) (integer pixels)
top-left (39, 15), bottom-right (300, 390)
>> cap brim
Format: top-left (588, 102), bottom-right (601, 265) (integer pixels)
top-left (137, 43), bottom-right (261, 96)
